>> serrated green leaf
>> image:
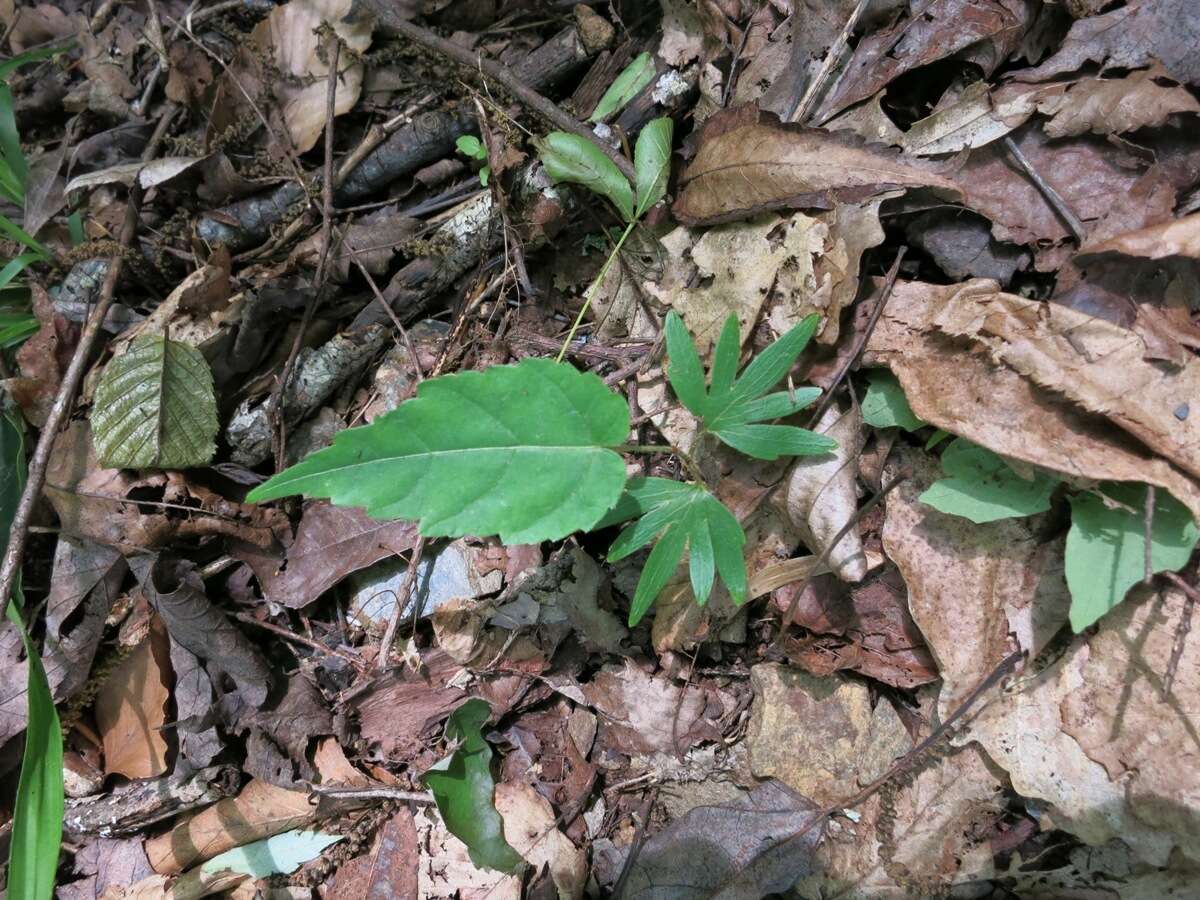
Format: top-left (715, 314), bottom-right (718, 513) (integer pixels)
top-left (423, 699), bottom-right (524, 874)
top-left (589, 52), bottom-right (655, 122)
top-left (634, 117), bottom-right (673, 218)
top-left (202, 831), bottom-right (342, 879)
top-left (665, 311), bottom-right (831, 460)
top-left (248, 358), bottom-right (631, 545)
top-left (862, 369), bottom-right (924, 431)
top-left (606, 477), bottom-right (747, 624)
top-left (455, 135), bottom-right (485, 159)
top-left (919, 438), bottom-right (1059, 524)
top-left (3, 408), bottom-right (63, 900)
top-left (90, 335), bottom-right (218, 469)
top-left (538, 132), bottom-right (635, 223)
top-left (1066, 484), bottom-right (1199, 632)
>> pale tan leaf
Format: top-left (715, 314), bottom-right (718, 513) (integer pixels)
top-left (495, 782), bottom-right (586, 900)
top-left (1078, 211), bottom-right (1200, 261)
top-left (1035, 66), bottom-right (1200, 138)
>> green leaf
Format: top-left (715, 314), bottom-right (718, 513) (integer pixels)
top-left (634, 117), bottom-right (673, 218)
top-left (248, 358), bottom-right (631, 545)
top-left (665, 311), bottom-right (834, 461)
top-left (589, 52), bottom-right (656, 122)
top-left (201, 831), bottom-right (342, 879)
top-left (3, 408), bottom-right (64, 900)
top-left (0, 310), bottom-right (37, 348)
top-left (423, 699), bottom-right (524, 874)
top-left (455, 135), bottom-right (485, 159)
top-left (0, 214), bottom-right (48, 258)
top-left (538, 132), bottom-right (635, 223)
top-left (1066, 484), bottom-right (1199, 632)
top-left (606, 477), bottom-right (748, 624)
top-left (479, 165), bottom-right (490, 187)
top-left (90, 334), bottom-right (218, 469)
top-left (861, 369), bottom-right (923, 431)
top-left (919, 438), bottom-right (1059, 524)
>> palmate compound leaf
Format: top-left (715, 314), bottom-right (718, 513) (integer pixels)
top-left (664, 311), bottom-right (836, 460)
top-left (598, 477), bottom-right (747, 625)
top-left (247, 358), bottom-right (631, 545)
top-left (920, 438), bottom-right (1060, 523)
top-left (90, 334), bottom-right (218, 469)
top-left (1066, 483), bottom-right (1200, 632)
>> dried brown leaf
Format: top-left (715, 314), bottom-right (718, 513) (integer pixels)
top-left (1035, 66), bottom-right (1200, 137)
top-left (1078, 211), bottom-right (1200, 261)
top-left (331, 808), bottom-right (419, 900)
top-left (94, 615), bottom-right (172, 779)
top-left (496, 782), bottom-right (586, 900)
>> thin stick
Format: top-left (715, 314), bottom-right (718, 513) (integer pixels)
top-left (309, 785), bottom-right (435, 804)
top-left (807, 246), bottom-right (905, 428)
top-left (0, 106), bottom-right (177, 614)
top-left (792, 0), bottom-right (870, 124)
top-left (611, 785), bottom-right (661, 898)
top-left (1143, 485), bottom-right (1156, 584)
top-left (346, 240), bottom-right (424, 378)
top-left (377, 536), bottom-right (426, 672)
top-left (558, 221), bottom-right (637, 362)
top-left (387, 16), bottom-right (637, 184)
top-left (1162, 572), bottom-right (1198, 698)
top-left (772, 473), bottom-right (907, 653)
top-left (1003, 135), bottom-right (1086, 244)
top-left (234, 613), bottom-right (365, 671)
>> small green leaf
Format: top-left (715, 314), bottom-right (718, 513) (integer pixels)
top-left (455, 135), bottom-right (485, 159)
top-left (1066, 484), bottom-right (1199, 631)
top-left (665, 311), bottom-right (834, 460)
top-left (201, 831), bottom-right (342, 879)
top-left (248, 358), bottom-right (631, 545)
top-left (606, 477), bottom-right (748, 624)
top-left (634, 117), bottom-right (673, 218)
top-left (538, 132), bottom-right (635, 223)
top-left (0, 309), bottom-right (37, 349)
top-left (861, 369), bottom-right (924, 431)
top-left (919, 438), bottom-right (1059, 523)
top-left (589, 52), bottom-right (656, 121)
top-left (423, 699), bottom-right (524, 874)
top-left (90, 334), bottom-right (218, 469)
top-left (3, 408), bottom-right (64, 900)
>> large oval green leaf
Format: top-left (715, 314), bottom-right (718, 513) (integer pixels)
top-left (91, 334), bottom-right (218, 469)
top-left (247, 358), bottom-right (631, 545)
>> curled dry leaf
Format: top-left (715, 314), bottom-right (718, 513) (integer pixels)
top-left (1034, 66), bottom-right (1200, 138)
top-left (784, 404), bottom-right (866, 582)
top-left (863, 278), bottom-right (1200, 520)
top-left (1078, 210), bottom-right (1200, 261)
top-left (672, 106), bottom-right (960, 226)
top-left (144, 778), bottom-right (315, 875)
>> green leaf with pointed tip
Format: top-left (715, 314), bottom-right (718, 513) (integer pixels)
top-left (606, 477), bottom-right (747, 624)
top-left (538, 132), bottom-right (635, 223)
top-left (423, 699), bottom-right (524, 874)
top-left (590, 52), bottom-right (656, 121)
top-left (248, 358), bottom-right (631, 545)
top-left (90, 334), bottom-right (218, 469)
top-left (919, 438), bottom-right (1059, 524)
top-left (3, 408), bottom-right (63, 900)
top-left (634, 117), bottom-right (673, 218)
top-left (665, 311), bottom-right (834, 460)
top-left (1066, 484), bottom-right (1199, 632)
top-left (862, 369), bottom-right (924, 431)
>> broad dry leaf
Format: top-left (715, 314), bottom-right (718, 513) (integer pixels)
top-left (145, 779), bottom-right (315, 874)
top-left (746, 663), bottom-right (911, 805)
top-left (94, 615), bottom-right (172, 780)
top-left (495, 782), bottom-right (586, 900)
top-left (864, 279), bottom-right (1200, 519)
top-left (1078, 211), bottom-right (1200, 261)
top-left (253, 0), bottom-right (373, 153)
top-left (900, 80), bottom-right (1047, 156)
top-left (330, 808), bottom-right (419, 900)
top-left (673, 106), bottom-right (960, 226)
top-left (882, 447), bottom-right (1069, 713)
top-left (1035, 66), bottom-right (1200, 138)
top-left (784, 404), bottom-right (867, 582)
top-left (414, 807), bottom-right (521, 900)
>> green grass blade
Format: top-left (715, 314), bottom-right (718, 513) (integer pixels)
top-left (0, 214), bottom-right (49, 257)
top-left (0, 82), bottom-right (25, 188)
top-left (0, 251), bottom-right (41, 292)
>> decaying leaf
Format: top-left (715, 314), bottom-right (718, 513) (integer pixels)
top-left (495, 782), bottom-right (586, 900)
top-left (1033, 66), bottom-right (1200, 138)
top-left (94, 614), bottom-right (172, 780)
top-left (331, 808), bottom-right (419, 899)
top-left (673, 106), bottom-right (961, 226)
top-left (1079, 210), bottom-right (1200, 261)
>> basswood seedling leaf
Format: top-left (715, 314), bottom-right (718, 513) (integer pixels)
top-left (920, 438), bottom-right (1059, 523)
top-left (3, 409), bottom-right (64, 900)
top-left (538, 132), bottom-right (635, 223)
top-left (91, 334), bottom-right (218, 469)
top-left (423, 699), bottom-right (524, 874)
top-left (604, 477), bottom-right (747, 624)
top-left (665, 311), bottom-right (834, 460)
top-left (1066, 484), bottom-right (1199, 632)
top-left (589, 51), bottom-right (655, 122)
top-left (862, 369), bottom-right (924, 431)
top-left (634, 117), bottom-right (673, 217)
top-left (248, 358), bottom-right (631, 545)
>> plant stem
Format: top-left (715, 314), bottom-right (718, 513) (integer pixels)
top-left (616, 442), bottom-right (706, 485)
top-left (557, 220), bottom-right (636, 363)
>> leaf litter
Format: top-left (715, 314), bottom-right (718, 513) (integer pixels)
top-left (3, 1), bottom-right (1200, 898)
